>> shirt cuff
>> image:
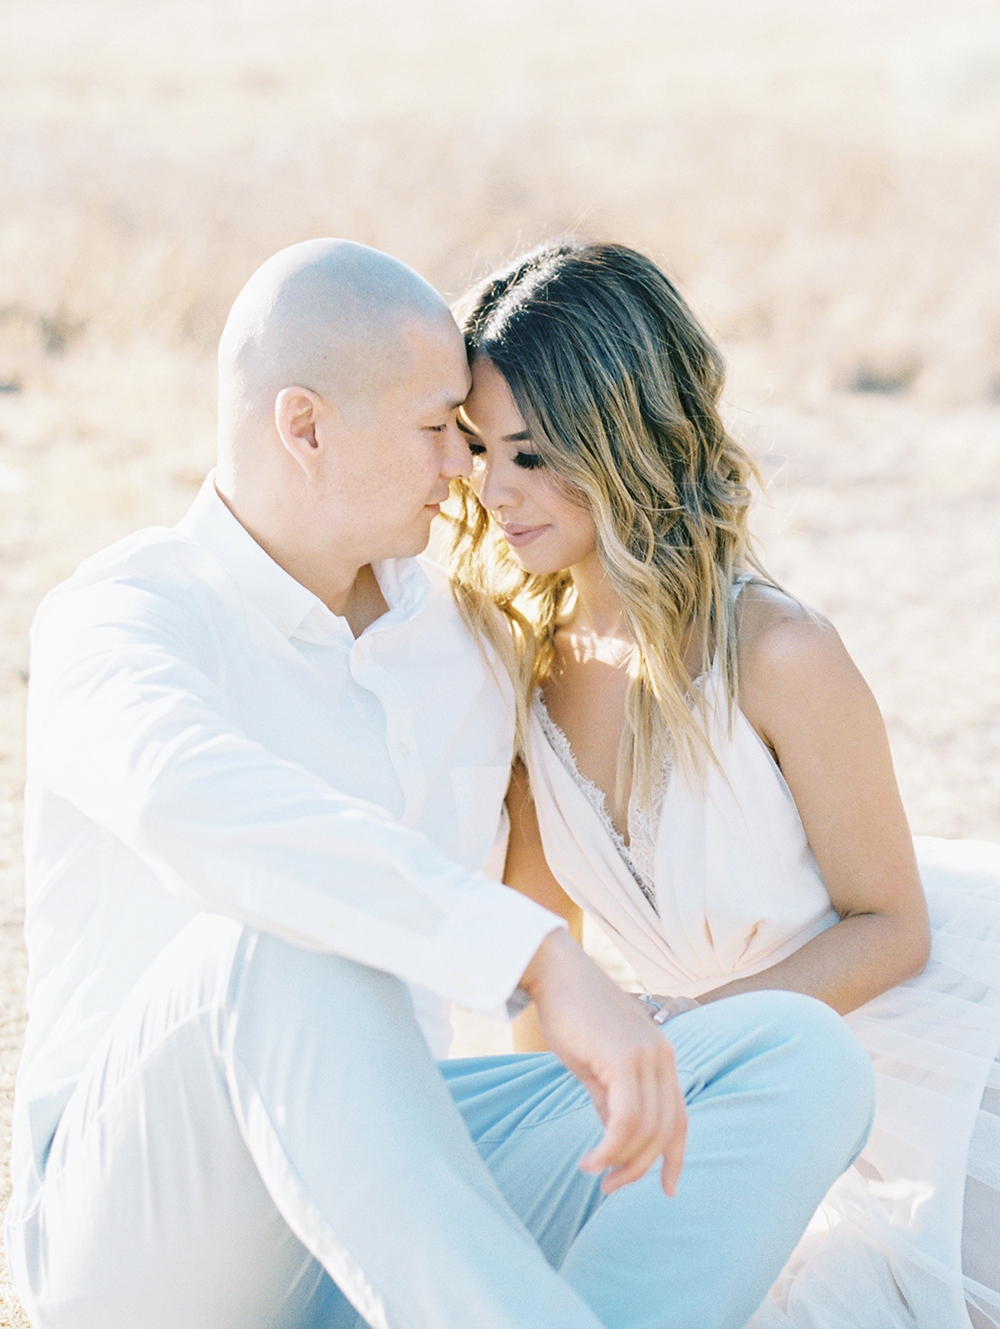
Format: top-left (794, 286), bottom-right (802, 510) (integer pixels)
top-left (428, 874), bottom-right (566, 1016)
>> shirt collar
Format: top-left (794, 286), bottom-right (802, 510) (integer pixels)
top-left (176, 473), bottom-right (430, 641)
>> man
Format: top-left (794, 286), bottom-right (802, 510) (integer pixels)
top-left (5, 239), bottom-right (874, 1329)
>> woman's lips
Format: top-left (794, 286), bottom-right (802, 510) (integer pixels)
top-left (501, 524), bottom-right (548, 548)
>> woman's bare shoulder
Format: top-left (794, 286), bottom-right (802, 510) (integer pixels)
top-left (735, 580), bottom-right (860, 718)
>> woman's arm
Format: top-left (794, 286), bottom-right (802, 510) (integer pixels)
top-left (698, 587), bottom-right (931, 1016)
top-left (504, 759), bottom-right (584, 1049)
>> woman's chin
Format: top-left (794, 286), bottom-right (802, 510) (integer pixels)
top-left (505, 548), bottom-right (560, 578)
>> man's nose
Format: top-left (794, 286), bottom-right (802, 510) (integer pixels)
top-left (441, 424), bottom-right (473, 480)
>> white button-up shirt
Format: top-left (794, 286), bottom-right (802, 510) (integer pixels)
top-left (14, 476), bottom-right (558, 1192)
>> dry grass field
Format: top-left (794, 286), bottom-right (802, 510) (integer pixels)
top-left (1, 0), bottom-right (999, 1320)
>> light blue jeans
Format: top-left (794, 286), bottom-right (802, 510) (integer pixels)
top-left (6, 916), bottom-right (874, 1329)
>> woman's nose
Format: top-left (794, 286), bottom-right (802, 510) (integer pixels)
top-left (473, 457), bottom-right (518, 512)
top-left (475, 459), bottom-right (518, 512)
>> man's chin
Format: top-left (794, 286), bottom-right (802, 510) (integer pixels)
top-left (382, 523), bottom-right (434, 562)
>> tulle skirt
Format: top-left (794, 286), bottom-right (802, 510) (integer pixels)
top-left (748, 837), bottom-right (1000, 1329)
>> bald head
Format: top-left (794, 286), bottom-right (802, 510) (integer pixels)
top-left (211, 241), bottom-right (472, 612)
top-left (217, 239), bottom-right (453, 462)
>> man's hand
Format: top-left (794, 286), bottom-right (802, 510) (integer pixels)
top-left (518, 929), bottom-right (688, 1196)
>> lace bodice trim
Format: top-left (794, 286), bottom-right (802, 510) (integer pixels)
top-left (531, 577), bottom-right (754, 919)
top-left (532, 692), bottom-right (667, 914)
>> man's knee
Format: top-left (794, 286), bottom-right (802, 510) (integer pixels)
top-left (746, 989), bottom-right (874, 1159)
top-left (733, 989), bottom-right (874, 1102)
top-left (672, 989), bottom-right (875, 1166)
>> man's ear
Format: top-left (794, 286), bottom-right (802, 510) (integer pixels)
top-left (275, 387), bottom-right (326, 476)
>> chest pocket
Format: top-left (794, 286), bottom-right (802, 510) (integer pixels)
top-left (449, 765), bottom-right (512, 871)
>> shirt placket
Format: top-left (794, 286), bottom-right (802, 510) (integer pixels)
top-left (352, 636), bottom-right (426, 827)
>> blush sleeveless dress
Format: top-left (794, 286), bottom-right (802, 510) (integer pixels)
top-left (525, 669), bottom-right (1000, 1329)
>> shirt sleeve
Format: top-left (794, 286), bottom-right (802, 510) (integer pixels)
top-left (28, 573), bottom-right (562, 1014)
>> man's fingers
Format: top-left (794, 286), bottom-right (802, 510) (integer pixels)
top-left (659, 1089), bottom-right (688, 1196)
top-left (523, 930), bottom-right (691, 1195)
top-left (579, 1088), bottom-right (647, 1181)
top-left (579, 1046), bottom-right (687, 1194)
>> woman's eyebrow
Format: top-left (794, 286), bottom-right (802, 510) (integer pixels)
top-left (456, 415), bottom-right (534, 445)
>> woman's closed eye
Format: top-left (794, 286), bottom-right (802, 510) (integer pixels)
top-left (514, 451), bottom-right (545, 471)
top-left (457, 417), bottom-right (545, 470)
top-left (466, 444), bottom-right (544, 470)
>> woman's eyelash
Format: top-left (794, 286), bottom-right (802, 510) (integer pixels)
top-left (464, 441), bottom-right (543, 469)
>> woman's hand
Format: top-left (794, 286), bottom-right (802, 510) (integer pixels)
top-left (638, 993), bottom-right (701, 1025)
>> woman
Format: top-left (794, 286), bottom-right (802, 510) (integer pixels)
top-left (446, 240), bottom-right (1000, 1329)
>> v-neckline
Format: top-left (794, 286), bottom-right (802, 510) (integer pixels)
top-left (532, 692), bottom-right (661, 914)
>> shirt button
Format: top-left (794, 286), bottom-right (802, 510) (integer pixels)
top-left (397, 742), bottom-right (410, 758)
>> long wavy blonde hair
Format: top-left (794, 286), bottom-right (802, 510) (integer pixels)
top-left (446, 240), bottom-right (773, 800)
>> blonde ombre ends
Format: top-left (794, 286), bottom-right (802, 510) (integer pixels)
top-left (447, 240), bottom-right (771, 796)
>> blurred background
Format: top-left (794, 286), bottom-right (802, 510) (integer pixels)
top-left (1, 0), bottom-right (999, 1315)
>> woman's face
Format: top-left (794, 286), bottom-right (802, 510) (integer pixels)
top-left (460, 356), bottom-right (599, 577)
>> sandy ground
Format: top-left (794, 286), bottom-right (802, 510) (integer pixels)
top-left (1, 0), bottom-right (998, 1321)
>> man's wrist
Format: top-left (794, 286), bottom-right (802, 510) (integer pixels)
top-left (517, 926), bottom-right (574, 1006)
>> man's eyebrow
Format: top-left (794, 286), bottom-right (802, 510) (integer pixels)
top-left (424, 398), bottom-right (466, 418)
